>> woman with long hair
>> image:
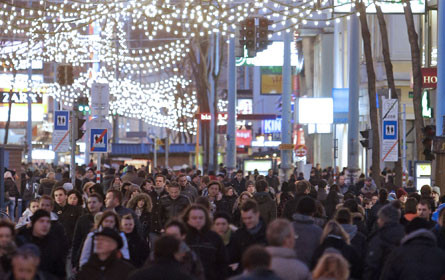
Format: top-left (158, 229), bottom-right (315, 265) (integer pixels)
top-left (78, 210), bottom-right (130, 268)
top-left (140, 178), bottom-right (155, 194)
top-left (311, 220), bottom-right (362, 279)
top-left (182, 204), bottom-right (228, 280)
top-left (277, 181), bottom-right (295, 217)
top-left (127, 193), bottom-right (152, 241)
top-left (123, 185), bottom-right (141, 207)
top-left (312, 252), bottom-right (350, 280)
top-left (325, 184), bottom-right (341, 219)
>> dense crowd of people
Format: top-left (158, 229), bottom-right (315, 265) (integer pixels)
top-left (0, 163), bottom-right (444, 280)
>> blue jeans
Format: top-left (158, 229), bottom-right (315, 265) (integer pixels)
top-left (7, 198), bottom-right (15, 222)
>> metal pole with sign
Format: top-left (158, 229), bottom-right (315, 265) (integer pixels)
top-left (381, 98), bottom-right (399, 162)
top-left (71, 109), bottom-right (77, 186)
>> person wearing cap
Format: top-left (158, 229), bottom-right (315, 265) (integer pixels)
top-left (432, 186), bottom-right (441, 209)
top-left (76, 228), bottom-right (135, 280)
top-left (6, 244), bottom-right (56, 280)
top-left (15, 209), bottom-right (68, 279)
top-left (396, 188), bottom-right (408, 206)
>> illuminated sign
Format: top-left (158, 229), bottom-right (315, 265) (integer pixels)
top-left (0, 92), bottom-right (42, 104)
top-left (196, 113), bottom-right (228, 121)
top-left (298, 98), bottom-right (333, 124)
top-left (421, 68), bottom-right (437, 88)
top-left (262, 118), bottom-right (282, 134)
top-left (236, 129), bottom-right (252, 146)
top-left (333, 0), bottom-right (425, 14)
top-left (422, 91), bottom-right (432, 118)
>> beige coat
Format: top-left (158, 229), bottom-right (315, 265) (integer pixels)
top-left (266, 246), bottom-right (312, 280)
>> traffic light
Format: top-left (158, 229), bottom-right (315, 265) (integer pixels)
top-left (360, 129), bottom-right (372, 149)
top-left (257, 18), bottom-right (273, 52)
top-left (76, 118), bottom-right (86, 141)
top-left (239, 17), bottom-right (256, 57)
top-left (56, 65), bottom-right (74, 86)
top-left (77, 97), bottom-right (90, 115)
top-left (422, 125), bottom-right (436, 161)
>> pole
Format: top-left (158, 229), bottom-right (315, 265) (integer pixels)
top-left (27, 65), bottom-right (32, 164)
top-left (165, 138), bottom-right (169, 168)
top-left (0, 147), bottom-right (4, 211)
top-left (96, 154), bottom-right (101, 183)
top-left (85, 111), bottom-right (90, 165)
top-left (53, 63), bottom-right (59, 166)
top-left (402, 104), bottom-right (407, 185)
top-left (437, 0), bottom-right (445, 137)
top-left (196, 119), bottom-right (200, 169)
top-left (281, 23), bottom-right (293, 179)
top-left (71, 108), bottom-right (77, 186)
top-left (347, 14), bottom-right (360, 180)
top-left (226, 36), bottom-right (237, 171)
top-left (154, 137), bottom-right (157, 170)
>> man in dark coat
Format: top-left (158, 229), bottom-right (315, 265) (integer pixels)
top-left (366, 188), bottom-right (390, 231)
top-left (282, 180), bottom-right (311, 220)
top-left (148, 175), bottom-right (169, 237)
top-left (253, 180), bottom-right (277, 225)
top-left (71, 194), bottom-right (103, 270)
top-left (160, 183), bottom-right (191, 225)
top-left (105, 189), bottom-right (141, 235)
top-left (229, 200), bottom-right (267, 272)
top-left (265, 169), bottom-right (280, 193)
top-left (363, 204), bottom-right (405, 280)
top-left (15, 210), bottom-right (68, 279)
top-left (380, 218), bottom-right (445, 280)
top-left (128, 235), bottom-right (193, 280)
top-left (52, 187), bottom-right (83, 247)
top-left (231, 170), bottom-right (246, 194)
top-left (76, 228), bottom-right (134, 280)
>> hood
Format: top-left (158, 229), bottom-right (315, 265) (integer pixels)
top-left (341, 224), bottom-right (358, 240)
top-left (401, 229), bottom-right (437, 246)
top-left (254, 192), bottom-right (272, 204)
top-left (292, 213), bottom-right (315, 224)
top-left (266, 246), bottom-right (296, 259)
top-left (40, 178), bottom-right (56, 185)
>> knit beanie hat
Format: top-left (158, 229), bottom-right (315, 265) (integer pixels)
top-left (30, 209), bottom-right (50, 226)
top-left (396, 188), bottom-right (408, 199)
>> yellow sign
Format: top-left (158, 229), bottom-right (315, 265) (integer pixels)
top-left (261, 74), bottom-right (282, 94)
top-left (279, 144), bottom-right (295, 150)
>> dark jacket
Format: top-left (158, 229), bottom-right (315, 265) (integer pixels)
top-left (135, 210), bottom-right (151, 240)
top-left (16, 226), bottom-right (68, 279)
top-left (129, 258), bottom-right (193, 280)
top-left (432, 225), bottom-right (445, 250)
top-left (341, 223), bottom-right (367, 260)
top-left (71, 213), bottom-right (95, 268)
top-left (5, 271), bottom-right (57, 280)
top-left (125, 230), bottom-right (150, 268)
top-left (277, 192), bottom-right (293, 218)
top-left (21, 179), bottom-right (36, 201)
top-left (53, 203), bottom-right (83, 246)
top-left (37, 178), bottom-right (56, 196)
top-left (76, 253), bottom-right (134, 280)
top-left (253, 192), bottom-right (277, 225)
top-left (148, 189), bottom-right (168, 233)
top-left (291, 213), bottom-right (323, 266)
top-left (363, 222), bottom-right (405, 280)
top-left (265, 175), bottom-right (280, 192)
top-left (229, 220), bottom-right (267, 268)
top-left (160, 194), bottom-right (190, 225)
top-left (282, 194), bottom-right (308, 220)
top-left (231, 178), bottom-right (246, 194)
top-left (215, 195), bottom-right (237, 218)
top-left (5, 178), bottom-right (19, 198)
top-left (230, 268), bottom-right (282, 280)
top-left (367, 200), bottom-right (389, 231)
top-left (380, 229), bottom-right (445, 280)
top-left (185, 227), bottom-right (228, 280)
top-left (113, 205), bottom-right (142, 236)
top-left (311, 236), bottom-right (363, 279)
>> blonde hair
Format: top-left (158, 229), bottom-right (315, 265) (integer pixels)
top-left (320, 220), bottom-right (350, 245)
top-left (312, 252), bottom-right (350, 280)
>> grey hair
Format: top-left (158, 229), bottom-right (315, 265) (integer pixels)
top-left (266, 219), bottom-right (293, 246)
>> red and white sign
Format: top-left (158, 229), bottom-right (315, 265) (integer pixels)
top-left (421, 68), bottom-right (437, 88)
top-left (295, 144), bottom-right (307, 157)
top-left (236, 129), bottom-right (252, 146)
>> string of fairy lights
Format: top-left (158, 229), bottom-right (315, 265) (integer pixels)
top-left (0, 0), bottom-right (409, 132)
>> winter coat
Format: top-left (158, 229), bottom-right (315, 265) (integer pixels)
top-left (282, 194), bottom-right (308, 220)
top-left (121, 172), bottom-right (139, 185)
top-left (253, 192), bottom-right (277, 225)
top-left (432, 225), bottom-right (445, 251)
top-left (16, 226), bottom-right (68, 279)
top-left (229, 220), bottom-right (267, 271)
top-left (266, 175), bottom-right (280, 192)
top-left (135, 209), bottom-right (151, 240)
top-left (71, 213), bottom-right (95, 269)
top-left (215, 195), bottom-right (237, 218)
top-left (160, 194), bottom-right (190, 225)
top-left (148, 189), bottom-right (168, 233)
top-left (5, 178), bottom-right (19, 198)
top-left (53, 203), bottom-right (83, 246)
top-left (229, 268), bottom-right (282, 280)
top-left (185, 227), bottom-right (228, 280)
top-left (21, 179), bottom-right (36, 201)
top-left (79, 229), bottom-right (130, 268)
top-left (112, 205), bottom-right (142, 236)
top-left (181, 183), bottom-right (199, 202)
top-left (291, 213), bottom-right (323, 266)
top-left (76, 253), bottom-right (134, 280)
top-left (277, 192), bottom-right (293, 217)
top-left (129, 258), bottom-right (193, 280)
top-left (311, 236), bottom-right (363, 279)
top-left (125, 230), bottom-right (150, 268)
top-left (341, 223), bottom-right (367, 259)
top-left (265, 246), bottom-right (311, 280)
top-left (380, 229), bottom-right (445, 280)
top-left (231, 178), bottom-right (247, 194)
top-left (37, 178), bottom-right (56, 196)
top-left (363, 222), bottom-right (405, 280)
top-left (367, 200), bottom-right (390, 231)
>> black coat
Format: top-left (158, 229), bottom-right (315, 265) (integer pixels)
top-left (37, 178), bottom-right (56, 196)
top-left (53, 203), bottom-right (83, 246)
top-left (136, 210), bottom-right (151, 240)
top-left (282, 194), bottom-right (308, 220)
top-left (432, 225), bottom-right (445, 250)
top-left (16, 227), bottom-right (68, 279)
top-left (215, 195), bottom-right (237, 217)
top-left (311, 236), bottom-right (363, 279)
top-left (160, 195), bottom-right (190, 225)
top-left (380, 229), bottom-right (445, 280)
top-left (253, 192), bottom-right (277, 225)
top-left (125, 230), bottom-right (150, 268)
top-left (367, 200), bottom-right (389, 231)
top-left (185, 227), bottom-right (228, 280)
top-left (128, 258), bottom-right (193, 280)
top-left (363, 222), bottom-right (405, 280)
top-left (71, 213), bottom-right (94, 268)
top-left (229, 220), bottom-right (267, 267)
top-left (231, 178), bottom-right (246, 194)
top-left (148, 190), bottom-right (168, 233)
top-left (76, 253), bottom-right (134, 280)
top-left (5, 178), bottom-right (19, 198)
